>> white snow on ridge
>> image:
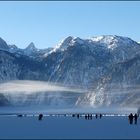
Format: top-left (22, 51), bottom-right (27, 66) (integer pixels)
top-left (49, 36), bottom-right (74, 53)
top-left (90, 35), bottom-right (105, 42)
top-left (90, 35), bottom-right (136, 50)
top-left (49, 36), bottom-right (87, 54)
top-left (48, 35), bottom-right (140, 55)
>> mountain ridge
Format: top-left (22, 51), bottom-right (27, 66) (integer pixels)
top-left (0, 35), bottom-right (140, 108)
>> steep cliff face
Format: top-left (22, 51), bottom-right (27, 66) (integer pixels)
top-left (0, 50), bottom-right (48, 81)
top-left (42, 35), bottom-right (140, 88)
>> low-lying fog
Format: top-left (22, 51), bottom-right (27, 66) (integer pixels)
top-left (0, 80), bottom-right (87, 94)
top-left (1, 80), bottom-right (140, 96)
top-left (0, 80), bottom-right (139, 114)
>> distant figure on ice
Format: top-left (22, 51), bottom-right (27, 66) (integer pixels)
top-left (85, 114), bottom-right (87, 120)
top-left (128, 113), bottom-right (133, 124)
top-left (38, 114), bottom-right (43, 121)
top-left (77, 114), bottom-right (80, 119)
top-left (17, 114), bottom-right (23, 117)
top-left (90, 114), bottom-right (92, 120)
top-left (95, 114), bottom-right (98, 119)
top-left (72, 114), bottom-right (75, 117)
top-left (134, 113), bottom-right (138, 124)
top-left (99, 114), bottom-right (102, 119)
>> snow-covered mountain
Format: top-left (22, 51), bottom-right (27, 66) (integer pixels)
top-left (23, 42), bottom-right (38, 55)
top-left (0, 35), bottom-right (140, 108)
top-left (44, 35), bottom-right (140, 87)
top-left (23, 42), bottom-right (53, 59)
top-left (0, 37), bottom-right (10, 51)
top-left (0, 38), bottom-right (52, 60)
top-left (8, 45), bottom-right (19, 53)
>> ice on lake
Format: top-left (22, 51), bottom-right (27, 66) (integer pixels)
top-left (0, 107), bottom-right (139, 139)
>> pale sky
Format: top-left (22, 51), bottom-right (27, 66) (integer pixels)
top-left (0, 1), bottom-right (140, 49)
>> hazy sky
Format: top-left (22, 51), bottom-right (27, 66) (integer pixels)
top-left (0, 1), bottom-right (140, 49)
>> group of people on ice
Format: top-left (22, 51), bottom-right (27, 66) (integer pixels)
top-left (128, 113), bottom-right (139, 125)
top-left (18, 112), bottom-right (139, 125)
top-left (37, 113), bottom-right (103, 121)
top-left (72, 113), bottom-right (102, 120)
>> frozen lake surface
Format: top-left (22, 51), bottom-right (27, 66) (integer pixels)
top-left (0, 114), bottom-right (140, 139)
